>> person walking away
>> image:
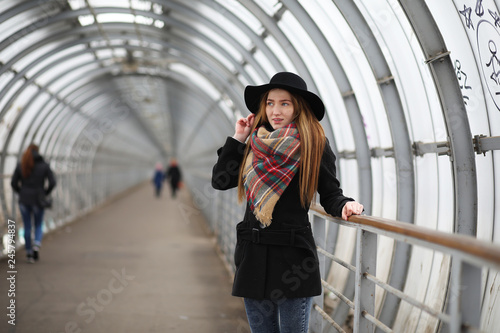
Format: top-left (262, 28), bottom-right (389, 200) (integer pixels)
top-left (11, 144), bottom-right (56, 263)
top-left (211, 72), bottom-right (364, 332)
top-left (165, 158), bottom-right (182, 198)
top-left (152, 162), bottom-right (164, 197)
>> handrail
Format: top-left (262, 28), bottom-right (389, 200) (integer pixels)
top-left (206, 190), bottom-right (498, 333)
top-left (308, 203), bottom-right (499, 333)
top-left (310, 204), bottom-right (500, 269)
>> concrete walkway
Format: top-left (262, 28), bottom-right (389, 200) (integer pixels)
top-left (2, 183), bottom-right (250, 333)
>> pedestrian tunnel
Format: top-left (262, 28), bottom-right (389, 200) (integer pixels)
top-left (1, 1), bottom-right (500, 332)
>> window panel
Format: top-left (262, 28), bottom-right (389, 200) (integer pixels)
top-left (304, 0), bottom-right (391, 149)
top-left (23, 96), bottom-right (59, 147)
top-left (58, 65), bottom-right (105, 95)
top-left (26, 44), bottom-right (88, 79)
top-left (0, 80), bottom-right (23, 118)
top-left (97, 13), bottom-right (135, 24)
top-left (280, 10), bottom-right (356, 151)
top-left (215, 0), bottom-right (263, 35)
top-left (8, 93), bottom-right (52, 153)
top-left (252, 50), bottom-right (276, 79)
top-left (0, 9), bottom-right (36, 48)
top-left (176, 31), bottom-right (237, 73)
top-left (253, 0), bottom-right (282, 17)
top-left (87, 0), bottom-right (129, 8)
top-left (36, 55), bottom-right (96, 87)
top-left (263, 35), bottom-right (296, 73)
top-left (185, 1), bottom-right (253, 50)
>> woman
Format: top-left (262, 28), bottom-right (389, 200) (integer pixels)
top-left (211, 72), bottom-right (363, 332)
top-left (11, 144), bottom-right (56, 263)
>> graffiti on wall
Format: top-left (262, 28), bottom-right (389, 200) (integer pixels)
top-left (459, 0), bottom-right (500, 111)
top-left (454, 59), bottom-right (472, 105)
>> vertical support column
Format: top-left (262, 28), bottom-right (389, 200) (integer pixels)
top-left (446, 259), bottom-right (481, 332)
top-left (399, 0), bottom-right (477, 236)
top-left (211, 190), bottom-right (219, 232)
top-left (354, 229), bottom-right (377, 332)
top-left (217, 191), bottom-right (226, 247)
top-left (448, 259), bottom-right (461, 333)
top-left (324, 221), bottom-right (339, 275)
top-left (311, 214), bottom-right (326, 333)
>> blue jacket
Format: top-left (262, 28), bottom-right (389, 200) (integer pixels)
top-left (153, 170), bottom-right (164, 188)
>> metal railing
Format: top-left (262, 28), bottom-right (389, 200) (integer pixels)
top-left (308, 205), bottom-right (500, 333)
top-left (200, 188), bottom-right (500, 332)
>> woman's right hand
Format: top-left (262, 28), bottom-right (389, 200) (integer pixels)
top-left (233, 114), bottom-right (255, 142)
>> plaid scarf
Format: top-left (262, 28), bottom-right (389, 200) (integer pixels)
top-left (243, 123), bottom-right (300, 226)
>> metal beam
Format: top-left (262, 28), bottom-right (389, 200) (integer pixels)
top-left (282, 0), bottom-right (373, 215)
top-left (237, 0), bottom-right (316, 89)
top-left (473, 135), bottom-right (500, 155)
top-left (398, 0), bottom-right (477, 237)
top-left (0, 30), bottom-right (249, 150)
top-left (174, 0), bottom-right (286, 74)
top-left (333, 1), bottom-right (416, 328)
top-left (398, 1), bottom-right (479, 330)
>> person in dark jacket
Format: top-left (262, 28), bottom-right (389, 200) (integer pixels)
top-left (212, 72), bottom-right (363, 332)
top-left (165, 158), bottom-right (182, 198)
top-left (11, 144), bottom-right (56, 263)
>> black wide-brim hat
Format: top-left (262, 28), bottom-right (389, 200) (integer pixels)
top-left (244, 72), bottom-right (325, 121)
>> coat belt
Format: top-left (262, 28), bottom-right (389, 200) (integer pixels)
top-left (237, 226), bottom-right (311, 247)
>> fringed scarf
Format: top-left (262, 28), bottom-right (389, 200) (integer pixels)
top-left (243, 123), bottom-right (300, 226)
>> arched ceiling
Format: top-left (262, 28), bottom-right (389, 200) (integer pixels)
top-left (2, 1), bottom-right (500, 331)
top-left (3, 0), bottom-right (499, 235)
top-left (0, 0), bottom-right (499, 259)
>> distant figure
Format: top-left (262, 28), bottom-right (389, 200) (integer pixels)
top-left (165, 158), bottom-right (182, 198)
top-left (11, 144), bottom-right (56, 263)
top-left (152, 162), bottom-right (164, 197)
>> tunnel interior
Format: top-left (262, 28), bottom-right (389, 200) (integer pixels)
top-left (1, 1), bottom-right (499, 331)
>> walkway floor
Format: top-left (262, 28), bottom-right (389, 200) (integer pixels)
top-left (2, 183), bottom-right (250, 333)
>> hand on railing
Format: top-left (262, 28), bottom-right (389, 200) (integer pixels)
top-left (341, 201), bottom-right (364, 220)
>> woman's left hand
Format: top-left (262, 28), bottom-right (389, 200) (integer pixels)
top-left (342, 201), bottom-right (364, 221)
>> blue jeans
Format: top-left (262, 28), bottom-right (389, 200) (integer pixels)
top-left (19, 203), bottom-right (44, 255)
top-left (244, 297), bottom-right (313, 333)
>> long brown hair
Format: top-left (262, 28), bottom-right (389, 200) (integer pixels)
top-left (237, 90), bottom-right (325, 207)
top-left (21, 144), bottom-right (39, 178)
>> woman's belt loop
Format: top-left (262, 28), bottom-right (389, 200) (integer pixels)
top-left (252, 228), bottom-right (260, 243)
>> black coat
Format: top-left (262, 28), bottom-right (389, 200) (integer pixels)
top-left (11, 153), bottom-right (56, 207)
top-left (212, 136), bottom-right (353, 300)
top-left (165, 165), bottom-right (182, 187)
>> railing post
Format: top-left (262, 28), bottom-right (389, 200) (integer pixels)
top-left (311, 214), bottom-right (326, 333)
top-left (354, 228), bottom-right (376, 332)
top-left (447, 259), bottom-right (481, 333)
